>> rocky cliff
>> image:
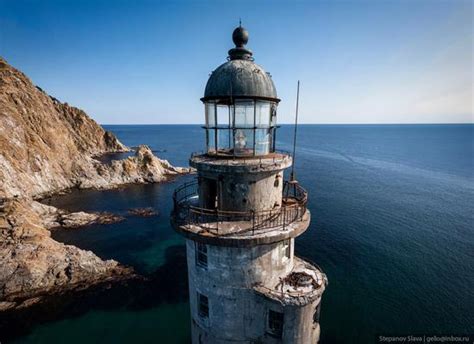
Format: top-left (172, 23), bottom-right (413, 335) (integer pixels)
top-left (0, 57), bottom-right (133, 198)
top-left (0, 57), bottom-right (189, 307)
top-left (0, 198), bottom-right (132, 306)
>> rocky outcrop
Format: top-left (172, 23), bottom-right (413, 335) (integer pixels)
top-left (0, 198), bottom-right (133, 304)
top-left (77, 145), bottom-right (190, 190)
top-left (29, 200), bottom-right (125, 229)
top-left (128, 207), bottom-right (158, 217)
top-left (0, 57), bottom-right (190, 306)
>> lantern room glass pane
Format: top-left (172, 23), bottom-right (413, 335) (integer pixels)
top-left (234, 129), bottom-right (255, 156)
top-left (270, 103), bottom-right (277, 127)
top-left (234, 100), bottom-right (254, 128)
top-left (205, 102), bottom-right (216, 127)
top-left (216, 105), bottom-right (230, 128)
top-left (207, 128), bottom-right (216, 153)
top-left (256, 101), bottom-right (271, 127)
top-left (255, 128), bottom-right (271, 155)
top-left (217, 129), bottom-right (231, 150)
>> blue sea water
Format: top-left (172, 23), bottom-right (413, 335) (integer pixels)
top-left (4, 124), bottom-right (474, 343)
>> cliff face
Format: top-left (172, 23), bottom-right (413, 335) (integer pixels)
top-left (0, 57), bottom-right (189, 306)
top-left (0, 57), bottom-right (128, 199)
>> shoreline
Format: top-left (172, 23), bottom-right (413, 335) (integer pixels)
top-left (1, 187), bottom-right (173, 308)
top-left (0, 141), bottom-right (192, 310)
top-left (0, 241), bottom-right (189, 342)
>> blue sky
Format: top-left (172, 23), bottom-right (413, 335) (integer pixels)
top-left (0, 0), bottom-right (472, 124)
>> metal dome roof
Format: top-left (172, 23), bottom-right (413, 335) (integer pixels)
top-left (202, 26), bottom-right (279, 103)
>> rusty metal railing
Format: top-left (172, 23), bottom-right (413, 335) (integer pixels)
top-left (172, 180), bottom-right (307, 234)
top-left (189, 150), bottom-right (292, 166)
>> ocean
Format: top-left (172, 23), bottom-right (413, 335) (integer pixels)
top-left (5, 124), bottom-right (474, 343)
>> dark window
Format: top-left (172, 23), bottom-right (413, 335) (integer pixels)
top-left (202, 178), bottom-right (217, 209)
top-left (313, 304), bottom-right (321, 323)
top-left (274, 175), bottom-right (280, 187)
top-left (197, 292), bottom-right (209, 318)
top-left (285, 240), bottom-right (291, 259)
top-left (196, 242), bottom-right (208, 269)
top-left (267, 310), bottom-right (284, 337)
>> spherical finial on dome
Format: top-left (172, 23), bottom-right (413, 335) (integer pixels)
top-left (228, 25), bottom-right (253, 60)
top-left (232, 26), bottom-right (249, 48)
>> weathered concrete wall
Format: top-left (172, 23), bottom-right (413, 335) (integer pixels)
top-left (219, 171), bottom-right (283, 212)
top-left (250, 295), bottom-right (321, 344)
top-left (282, 300), bottom-right (321, 343)
top-left (188, 239), bottom-right (287, 341)
top-left (187, 238), bottom-right (293, 288)
top-left (186, 239), bottom-right (324, 344)
top-left (198, 170), bottom-right (283, 212)
top-left (190, 301), bottom-right (320, 344)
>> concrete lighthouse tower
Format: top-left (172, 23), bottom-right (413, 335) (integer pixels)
top-left (171, 25), bottom-right (327, 344)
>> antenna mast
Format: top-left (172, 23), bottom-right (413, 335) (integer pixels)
top-left (290, 80), bottom-right (300, 182)
top-left (229, 73), bottom-right (234, 150)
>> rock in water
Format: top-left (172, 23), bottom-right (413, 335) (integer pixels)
top-left (128, 207), bottom-right (158, 217)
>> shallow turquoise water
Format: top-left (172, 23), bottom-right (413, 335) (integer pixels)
top-left (3, 124), bottom-right (473, 343)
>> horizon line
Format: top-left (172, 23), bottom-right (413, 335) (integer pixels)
top-left (100, 122), bottom-right (474, 126)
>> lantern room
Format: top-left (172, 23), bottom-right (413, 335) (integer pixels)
top-left (201, 25), bottom-right (280, 157)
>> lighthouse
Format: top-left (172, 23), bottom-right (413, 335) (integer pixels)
top-left (171, 25), bottom-right (327, 344)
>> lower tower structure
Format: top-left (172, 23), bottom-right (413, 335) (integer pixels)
top-left (171, 25), bottom-right (327, 344)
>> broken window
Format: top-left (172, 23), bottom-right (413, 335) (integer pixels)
top-left (282, 239), bottom-right (291, 259)
top-left (197, 292), bottom-right (209, 318)
top-left (313, 303), bottom-right (321, 323)
top-left (267, 310), bottom-right (284, 337)
top-left (196, 242), bottom-right (208, 269)
top-left (274, 174), bottom-right (280, 187)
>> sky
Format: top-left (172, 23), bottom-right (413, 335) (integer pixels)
top-left (0, 0), bottom-right (472, 124)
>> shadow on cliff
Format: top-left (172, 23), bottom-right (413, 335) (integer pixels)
top-left (0, 244), bottom-right (189, 342)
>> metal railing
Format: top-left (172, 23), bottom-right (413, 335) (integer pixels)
top-left (172, 179), bottom-right (308, 234)
top-left (190, 150), bottom-right (292, 166)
